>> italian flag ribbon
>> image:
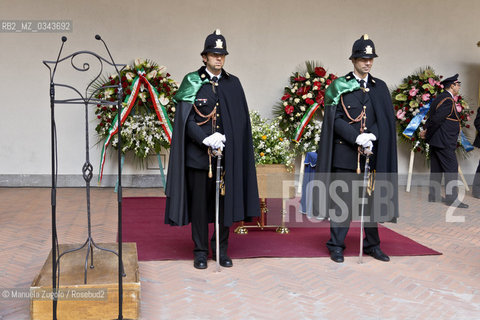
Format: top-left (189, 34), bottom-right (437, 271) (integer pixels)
top-left (293, 77), bottom-right (361, 142)
top-left (98, 69), bottom-right (173, 182)
top-left (293, 102), bottom-right (320, 142)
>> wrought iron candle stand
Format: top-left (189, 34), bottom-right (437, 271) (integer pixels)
top-left (44, 35), bottom-right (129, 320)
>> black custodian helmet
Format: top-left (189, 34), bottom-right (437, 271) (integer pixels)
top-left (349, 34), bottom-right (378, 59)
top-left (201, 29), bottom-right (229, 56)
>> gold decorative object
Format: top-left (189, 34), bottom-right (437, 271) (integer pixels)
top-left (234, 164), bottom-right (294, 235)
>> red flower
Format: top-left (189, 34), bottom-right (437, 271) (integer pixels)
top-left (329, 73), bottom-right (337, 80)
top-left (305, 98), bottom-right (315, 105)
top-left (416, 147), bottom-right (421, 152)
top-left (281, 93), bottom-right (291, 101)
top-left (313, 81), bottom-right (322, 88)
top-left (466, 124), bottom-right (471, 128)
top-left (294, 76), bottom-right (306, 82)
top-left (97, 115), bottom-right (101, 119)
top-left (314, 67), bottom-right (326, 77)
top-left (315, 91), bottom-right (325, 104)
top-left (326, 79), bottom-right (332, 85)
top-left (297, 86), bottom-right (311, 96)
top-left (285, 105), bottom-right (294, 115)
top-left (406, 119), bottom-right (411, 124)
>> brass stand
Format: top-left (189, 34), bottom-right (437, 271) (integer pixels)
top-left (234, 198), bottom-right (290, 234)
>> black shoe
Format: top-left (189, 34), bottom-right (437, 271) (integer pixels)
top-left (329, 248), bottom-right (344, 263)
top-left (445, 200), bottom-right (469, 208)
top-left (364, 247), bottom-right (390, 262)
top-left (194, 256), bottom-right (207, 269)
top-left (213, 255), bottom-right (233, 267)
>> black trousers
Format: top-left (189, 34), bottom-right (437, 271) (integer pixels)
top-left (326, 167), bottom-right (380, 252)
top-left (186, 167), bottom-right (229, 258)
top-left (429, 146), bottom-right (459, 203)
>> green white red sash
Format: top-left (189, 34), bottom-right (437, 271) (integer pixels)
top-left (293, 102), bottom-right (320, 142)
top-left (98, 70), bottom-right (173, 182)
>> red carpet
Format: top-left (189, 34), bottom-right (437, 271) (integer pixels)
top-left (122, 197), bottom-right (441, 261)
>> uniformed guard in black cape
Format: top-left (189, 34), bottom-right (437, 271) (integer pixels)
top-left (164, 29), bottom-right (260, 269)
top-left (313, 34), bottom-right (399, 263)
top-left (424, 74), bottom-right (468, 208)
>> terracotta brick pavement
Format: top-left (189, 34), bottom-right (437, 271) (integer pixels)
top-left (0, 187), bottom-right (479, 319)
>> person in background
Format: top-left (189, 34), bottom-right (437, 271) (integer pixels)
top-left (424, 74), bottom-right (469, 208)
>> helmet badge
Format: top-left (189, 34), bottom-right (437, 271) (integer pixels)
top-left (215, 39), bottom-right (224, 49)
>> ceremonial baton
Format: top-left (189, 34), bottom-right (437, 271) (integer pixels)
top-left (214, 148), bottom-right (222, 272)
top-left (358, 148), bottom-right (372, 264)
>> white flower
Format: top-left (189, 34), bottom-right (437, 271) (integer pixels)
top-left (159, 94), bottom-right (169, 105)
top-left (134, 58), bottom-right (145, 67)
top-left (313, 86), bottom-right (318, 90)
top-left (300, 106), bottom-right (306, 112)
top-left (146, 69), bottom-right (157, 80)
top-left (305, 72), bottom-right (310, 79)
top-left (294, 98), bottom-right (300, 104)
top-left (157, 65), bottom-right (167, 76)
top-left (320, 78), bottom-right (325, 83)
top-left (302, 95), bottom-right (307, 100)
top-left (138, 92), bottom-right (147, 102)
top-left (125, 72), bottom-right (136, 82)
top-left (307, 93), bottom-right (313, 98)
top-left (283, 101), bottom-right (288, 106)
top-left (306, 80), bottom-right (311, 85)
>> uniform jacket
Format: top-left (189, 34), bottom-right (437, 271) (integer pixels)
top-left (425, 91), bottom-right (460, 150)
top-left (314, 72), bottom-right (398, 222)
top-left (165, 66), bottom-right (260, 227)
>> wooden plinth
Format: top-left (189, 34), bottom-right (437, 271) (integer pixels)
top-left (30, 242), bottom-right (140, 320)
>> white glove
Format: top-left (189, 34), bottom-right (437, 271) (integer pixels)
top-left (363, 140), bottom-right (373, 152)
top-left (202, 132), bottom-right (226, 150)
top-left (355, 133), bottom-right (376, 147)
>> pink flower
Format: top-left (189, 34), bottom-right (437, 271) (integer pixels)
top-left (428, 78), bottom-right (435, 86)
top-left (396, 109), bottom-right (406, 119)
top-left (467, 115), bottom-right (471, 121)
top-left (409, 87), bottom-right (419, 96)
top-left (421, 93), bottom-right (430, 101)
top-left (456, 104), bottom-right (462, 113)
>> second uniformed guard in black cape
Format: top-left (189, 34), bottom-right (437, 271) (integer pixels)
top-left (165, 29), bottom-right (260, 269)
top-left (424, 74), bottom-right (469, 208)
top-left (313, 34), bottom-right (399, 263)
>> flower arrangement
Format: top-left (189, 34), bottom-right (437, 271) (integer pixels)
top-left (94, 59), bottom-right (178, 161)
top-left (273, 61), bottom-right (336, 156)
top-left (250, 111), bottom-right (295, 169)
top-left (392, 67), bottom-right (472, 156)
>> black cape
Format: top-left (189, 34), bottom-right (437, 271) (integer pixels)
top-left (313, 73), bottom-right (399, 223)
top-left (165, 69), bottom-right (260, 227)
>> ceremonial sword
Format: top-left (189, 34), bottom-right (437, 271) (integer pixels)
top-left (213, 148), bottom-right (222, 272)
top-left (358, 148), bottom-right (372, 264)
